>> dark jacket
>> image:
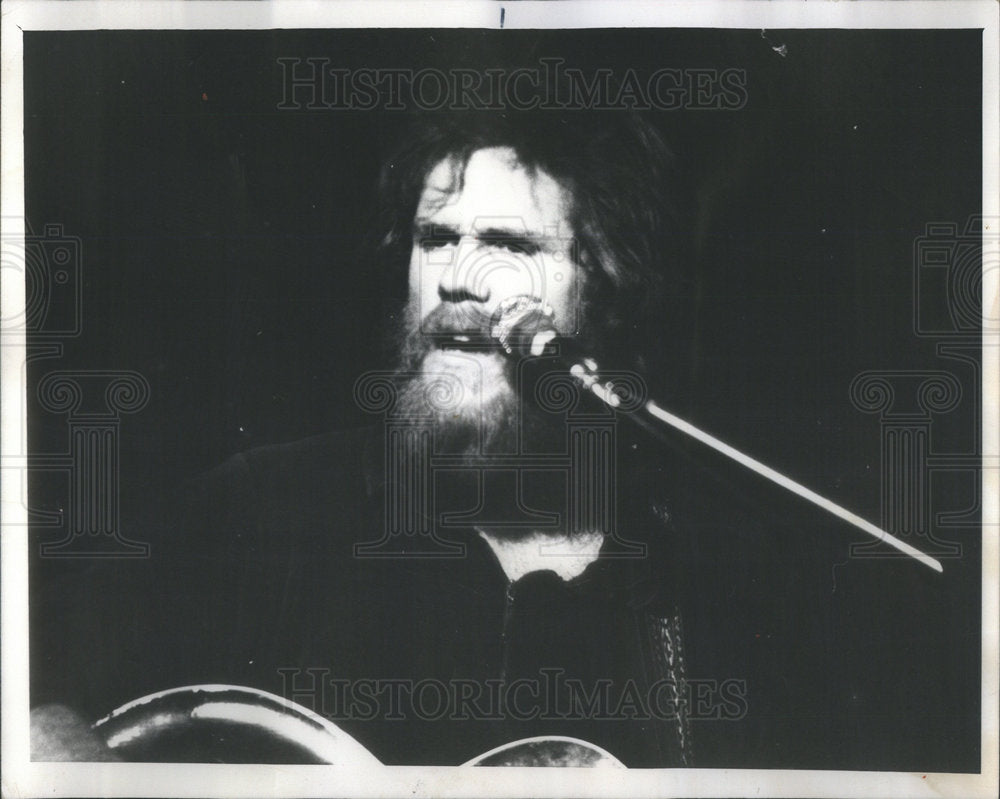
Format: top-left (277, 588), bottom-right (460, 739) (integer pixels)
top-left (31, 425), bottom-right (978, 770)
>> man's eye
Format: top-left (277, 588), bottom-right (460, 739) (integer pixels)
top-left (418, 237), bottom-right (457, 251)
top-left (480, 237), bottom-right (542, 256)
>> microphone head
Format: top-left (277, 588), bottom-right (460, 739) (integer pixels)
top-left (489, 295), bottom-right (558, 357)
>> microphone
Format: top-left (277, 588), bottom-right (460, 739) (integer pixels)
top-left (489, 295), bottom-right (562, 358)
top-left (488, 294), bottom-right (944, 573)
top-left (489, 295), bottom-right (636, 411)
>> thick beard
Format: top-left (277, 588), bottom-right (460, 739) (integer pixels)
top-left (390, 301), bottom-right (566, 463)
top-left (386, 301), bottom-right (584, 539)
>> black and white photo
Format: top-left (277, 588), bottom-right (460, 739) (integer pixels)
top-left (2, 2), bottom-right (997, 797)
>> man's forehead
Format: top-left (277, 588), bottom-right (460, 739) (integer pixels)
top-left (415, 147), bottom-right (570, 236)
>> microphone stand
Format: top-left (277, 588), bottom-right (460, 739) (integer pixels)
top-left (490, 296), bottom-right (943, 573)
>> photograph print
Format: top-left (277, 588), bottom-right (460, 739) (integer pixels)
top-left (3, 2), bottom-right (996, 796)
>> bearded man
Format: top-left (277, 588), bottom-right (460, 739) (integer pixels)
top-left (31, 111), bottom-right (942, 770)
top-left (188, 112), bottom-right (702, 766)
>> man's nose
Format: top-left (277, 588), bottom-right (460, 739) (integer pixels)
top-left (437, 274), bottom-right (490, 304)
top-left (436, 236), bottom-right (491, 304)
top-left (436, 236), bottom-right (535, 309)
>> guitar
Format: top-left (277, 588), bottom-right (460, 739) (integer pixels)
top-left (92, 684), bottom-right (626, 768)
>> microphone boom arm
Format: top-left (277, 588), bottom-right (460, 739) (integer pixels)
top-left (491, 296), bottom-right (944, 573)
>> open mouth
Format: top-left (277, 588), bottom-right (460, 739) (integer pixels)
top-left (436, 332), bottom-right (494, 352)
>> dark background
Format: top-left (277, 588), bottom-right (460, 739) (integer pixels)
top-left (24, 29), bottom-right (983, 770)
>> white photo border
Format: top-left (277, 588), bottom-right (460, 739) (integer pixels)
top-left (2, 2), bottom-right (997, 797)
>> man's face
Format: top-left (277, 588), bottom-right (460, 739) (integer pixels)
top-left (404, 146), bottom-right (580, 421)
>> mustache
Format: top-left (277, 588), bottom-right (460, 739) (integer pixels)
top-left (418, 302), bottom-right (494, 339)
top-left (393, 301), bottom-right (497, 372)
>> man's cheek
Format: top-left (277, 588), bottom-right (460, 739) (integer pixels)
top-left (538, 257), bottom-right (578, 332)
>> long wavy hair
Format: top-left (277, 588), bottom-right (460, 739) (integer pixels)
top-left (372, 111), bottom-right (693, 393)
